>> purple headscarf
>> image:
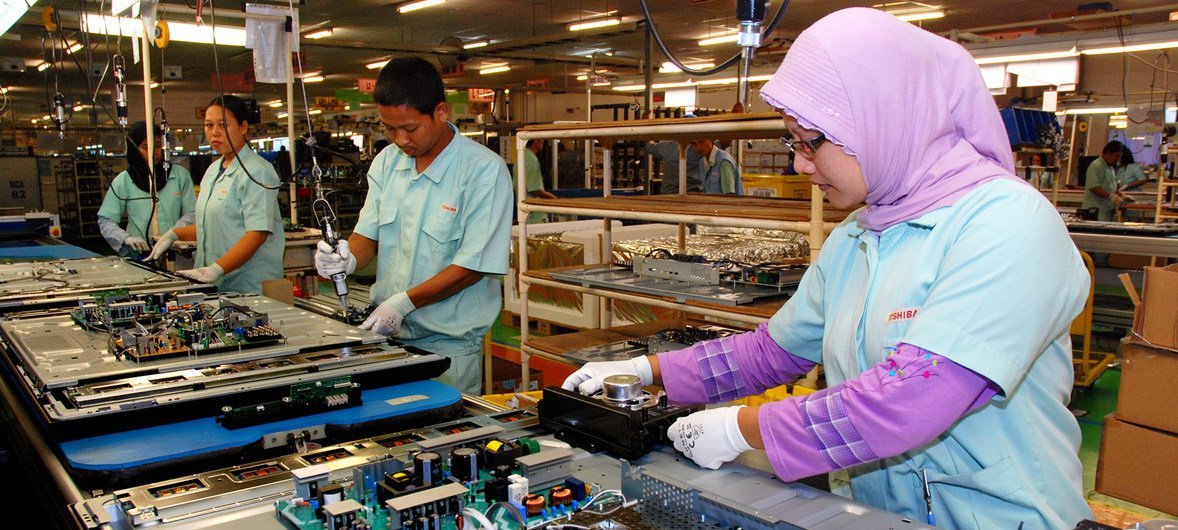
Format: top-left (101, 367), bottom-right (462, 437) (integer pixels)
top-left (760, 8), bottom-right (1021, 231)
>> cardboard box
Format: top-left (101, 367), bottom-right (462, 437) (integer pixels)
top-left (1124, 264), bottom-right (1178, 351)
top-left (1118, 339), bottom-right (1178, 433)
top-left (1096, 415), bottom-right (1178, 515)
top-left (489, 356), bottom-right (542, 394)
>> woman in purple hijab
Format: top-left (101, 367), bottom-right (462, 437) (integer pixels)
top-left (564, 8), bottom-right (1092, 529)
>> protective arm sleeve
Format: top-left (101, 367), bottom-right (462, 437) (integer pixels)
top-left (758, 343), bottom-right (998, 481)
top-left (98, 215), bottom-right (130, 252)
top-left (658, 323), bottom-right (818, 405)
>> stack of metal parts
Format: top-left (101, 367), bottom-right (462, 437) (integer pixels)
top-left (613, 226), bottom-right (809, 265)
top-left (515, 227), bottom-right (808, 323)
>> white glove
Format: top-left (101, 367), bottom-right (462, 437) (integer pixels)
top-left (667, 406), bottom-right (753, 470)
top-left (359, 291), bottom-right (415, 336)
top-left (124, 236), bottom-right (150, 252)
top-left (1111, 193), bottom-right (1124, 207)
top-left (177, 263), bottom-right (224, 284)
top-left (561, 356), bottom-right (653, 395)
top-left (147, 230), bottom-right (179, 261)
top-left (315, 240), bottom-right (356, 279)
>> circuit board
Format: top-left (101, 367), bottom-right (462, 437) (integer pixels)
top-left (273, 462), bottom-right (611, 530)
top-left (268, 429), bottom-right (619, 530)
top-left (218, 376), bottom-right (362, 429)
top-left (72, 293), bottom-right (289, 362)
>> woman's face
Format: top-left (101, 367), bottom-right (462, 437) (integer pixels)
top-left (783, 114), bottom-right (867, 209)
top-left (204, 105), bottom-right (249, 155)
top-left (137, 137), bottom-right (163, 165)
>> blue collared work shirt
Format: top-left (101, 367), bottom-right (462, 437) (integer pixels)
top-left (769, 179), bottom-right (1093, 530)
top-left (353, 123), bottom-right (513, 347)
top-left (194, 146), bottom-right (285, 294)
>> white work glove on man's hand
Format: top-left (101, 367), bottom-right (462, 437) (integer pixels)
top-left (359, 291), bottom-right (415, 336)
top-left (561, 356), bottom-right (653, 395)
top-left (177, 263), bottom-right (224, 284)
top-left (315, 240), bottom-right (356, 279)
top-left (667, 405), bottom-right (754, 470)
top-left (147, 230), bottom-right (179, 261)
top-left (123, 236), bottom-right (150, 252)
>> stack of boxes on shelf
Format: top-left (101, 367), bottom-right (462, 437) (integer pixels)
top-left (1096, 264), bottom-right (1178, 514)
top-left (741, 140), bottom-right (809, 198)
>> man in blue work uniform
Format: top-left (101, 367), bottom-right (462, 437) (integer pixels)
top-left (314, 57), bottom-right (513, 395)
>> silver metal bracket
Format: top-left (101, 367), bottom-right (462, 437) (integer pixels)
top-left (262, 425), bottom-right (326, 451)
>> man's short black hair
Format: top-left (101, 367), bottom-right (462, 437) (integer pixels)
top-left (374, 57), bottom-right (445, 116)
top-left (1102, 140), bottom-right (1125, 155)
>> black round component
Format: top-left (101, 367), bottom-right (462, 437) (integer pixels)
top-left (493, 464), bottom-right (512, 479)
top-left (413, 451), bottom-right (442, 487)
top-left (450, 447), bottom-right (479, 482)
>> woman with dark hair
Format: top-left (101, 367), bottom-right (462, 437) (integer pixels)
top-left (98, 121), bottom-right (195, 257)
top-left (148, 95), bottom-right (284, 293)
top-left (1118, 148), bottom-right (1148, 191)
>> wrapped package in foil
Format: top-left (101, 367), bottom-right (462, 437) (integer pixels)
top-left (611, 232), bottom-right (809, 265)
top-left (515, 233), bottom-right (585, 310)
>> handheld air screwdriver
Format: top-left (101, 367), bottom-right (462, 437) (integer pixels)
top-left (307, 133), bottom-right (350, 319)
top-left (318, 202), bottom-right (351, 318)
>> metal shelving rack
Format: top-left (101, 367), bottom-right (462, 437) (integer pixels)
top-left (512, 112), bottom-right (843, 388)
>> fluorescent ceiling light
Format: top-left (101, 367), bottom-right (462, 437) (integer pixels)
top-left (974, 47), bottom-right (1078, 65)
top-left (894, 10), bottom-right (945, 22)
top-left (659, 62), bottom-right (714, 74)
top-left (1081, 40), bottom-right (1178, 55)
top-left (0, 0), bottom-right (35, 36)
top-left (398, 0), bottom-right (445, 14)
top-left (83, 14), bottom-right (247, 46)
top-left (72, 104), bottom-right (84, 111)
top-left (366, 59), bottom-right (389, 70)
top-left (42, 115), bottom-right (50, 120)
top-left (308, 109), bottom-right (322, 115)
top-left (68, 42), bottom-right (84, 54)
top-left (111, 0), bottom-right (136, 16)
top-left (268, 100), bottom-right (284, 108)
top-left (576, 74), bottom-right (588, 80)
top-left (302, 75), bottom-right (325, 83)
top-left (304, 28), bottom-right (333, 40)
top-left (36, 62), bottom-right (49, 72)
top-left (1064, 107), bottom-right (1128, 114)
top-left (463, 40), bottom-right (489, 49)
top-left (568, 17), bottom-right (621, 32)
top-left (460, 131), bottom-right (482, 136)
top-left (150, 81), bottom-right (159, 88)
top-left (699, 33), bottom-right (738, 46)
top-left (276, 112), bottom-right (289, 119)
top-left (479, 65), bottom-right (510, 75)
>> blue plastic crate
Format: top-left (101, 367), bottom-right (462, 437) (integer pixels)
top-left (1000, 106), bottom-right (1060, 148)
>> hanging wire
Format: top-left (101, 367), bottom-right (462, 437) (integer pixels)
top-left (638, 0), bottom-right (790, 77)
top-left (207, 1), bottom-right (285, 190)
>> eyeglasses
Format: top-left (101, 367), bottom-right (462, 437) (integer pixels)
top-left (781, 131), bottom-right (827, 160)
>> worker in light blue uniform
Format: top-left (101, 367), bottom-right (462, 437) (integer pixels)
top-left (1083, 141), bottom-right (1123, 222)
top-left (690, 138), bottom-right (743, 194)
top-left (765, 180), bottom-right (1091, 529)
top-left (566, 9), bottom-right (1092, 529)
top-left (98, 121), bottom-right (196, 257)
top-left (148, 96), bottom-right (284, 293)
top-left (314, 57), bottom-right (512, 395)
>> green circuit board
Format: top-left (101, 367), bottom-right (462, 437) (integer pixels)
top-left (273, 445), bottom-right (619, 530)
